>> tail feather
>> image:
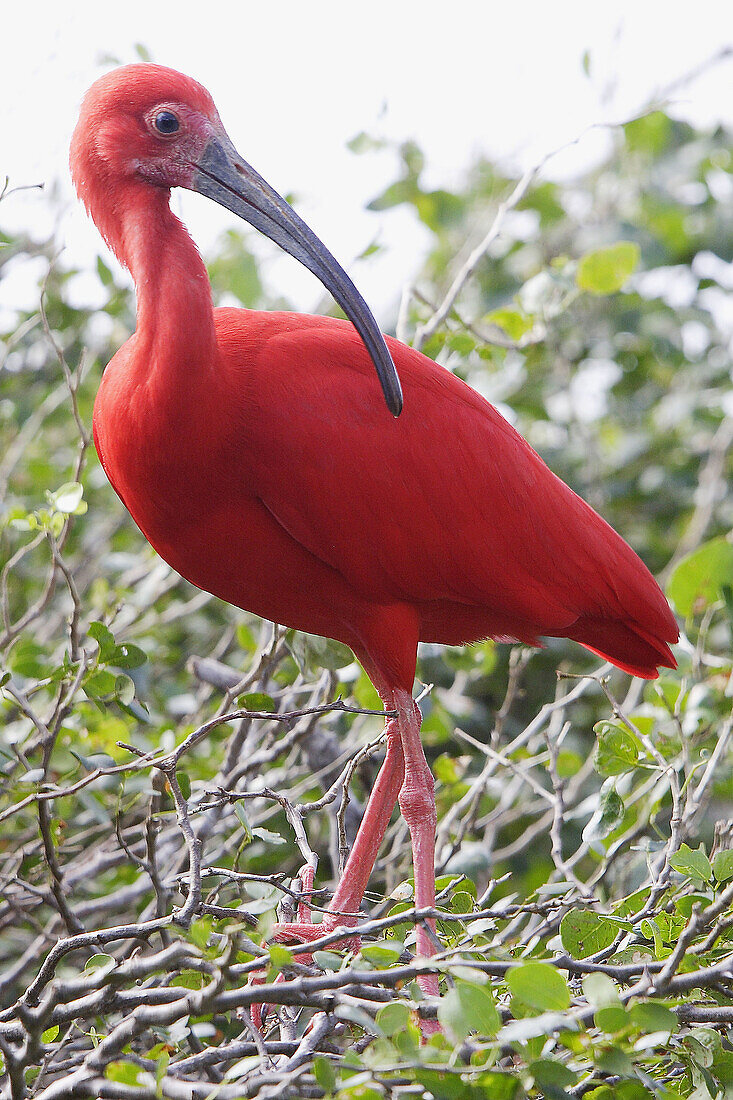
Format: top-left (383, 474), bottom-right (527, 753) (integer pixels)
top-left (537, 478), bottom-right (680, 678)
top-left (563, 615), bottom-right (677, 679)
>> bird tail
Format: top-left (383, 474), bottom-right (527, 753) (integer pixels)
top-left (563, 615), bottom-right (677, 679)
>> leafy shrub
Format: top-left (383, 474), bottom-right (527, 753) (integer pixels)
top-left (1, 104), bottom-right (732, 1098)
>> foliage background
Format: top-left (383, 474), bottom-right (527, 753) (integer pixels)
top-left (1, 73), bottom-right (733, 1100)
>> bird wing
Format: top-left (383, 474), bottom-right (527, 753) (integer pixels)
top-left (216, 310), bottom-right (675, 654)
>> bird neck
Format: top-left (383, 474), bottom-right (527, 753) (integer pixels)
top-left (104, 183), bottom-right (218, 382)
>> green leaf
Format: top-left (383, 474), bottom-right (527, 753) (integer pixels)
top-left (448, 890), bottom-right (474, 915)
top-left (367, 178), bottom-right (417, 212)
top-left (629, 1000), bottom-right (676, 1034)
top-left (236, 623), bottom-right (256, 651)
top-left (529, 1059), bottom-right (577, 1095)
top-left (669, 842), bottom-right (712, 883)
top-left (675, 893), bottom-right (712, 918)
top-left (640, 910), bottom-right (686, 948)
top-left (376, 1001), bottom-right (412, 1036)
top-left (582, 972), bottom-right (620, 1007)
top-left (576, 242), bottom-right (640, 295)
top-left (668, 536), bottom-right (733, 616)
top-left (713, 850), bottom-right (733, 883)
top-left (96, 255), bottom-right (114, 286)
top-left (9, 515), bottom-right (33, 531)
top-left (234, 801), bottom-right (252, 840)
top-left (433, 755), bottom-right (460, 784)
top-left (7, 639), bottom-right (48, 678)
top-left (49, 481), bottom-right (84, 514)
top-left (594, 1004), bottom-right (629, 1033)
top-left (239, 692), bottom-right (275, 712)
top-left (105, 1061), bottom-right (146, 1086)
top-left (593, 721), bottom-right (642, 776)
top-left (49, 512), bottom-right (65, 537)
top-left (251, 827), bottom-right (286, 845)
top-left (412, 1069), bottom-right (469, 1099)
top-left (286, 631), bottom-right (353, 673)
top-left (84, 953), bottom-right (114, 971)
top-left (470, 1072), bottom-right (522, 1099)
top-left (448, 965), bottom-right (488, 985)
top-left (685, 1026), bottom-right (721, 1067)
top-left (556, 750), bottom-right (584, 779)
top-left (335, 1084), bottom-right (383, 1100)
top-left (313, 950), bottom-right (344, 971)
top-left (347, 131), bottom-right (385, 155)
top-left (41, 1025), bottom-right (60, 1043)
top-left (312, 1054), bottom-right (337, 1093)
top-left (583, 781), bottom-right (625, 844)
top-left (208, 231), bottom-right (264, 307)
top-left (507, 962), bottom-right (570, 1011)
top-left (187, 916), bottom-right (213, 950)
top-left (446, 331), bottom-right (476, 356)
top-left (268, 943), bottom-right (294, 972)
top-left (595, 1045), bottom-right (636, 1077)
top-left (486, 307), bottom-right (534, 340)
top-left (359, 942), bottom-right (402, 966)
top-left (334, 1002), bottom-right (381, 1034)
top-left (110, 643), bottom-right (147, 669)
top-left (438, 978), bottom-right (501, 1040)
top-left (712, 1050), bottom-right (733, 1085)
top-left (589, 1083), bottom-right (655, 1100)
top-left (155, 1049), bottom-right (170, 1087)
top-left (613, 888), bottom-right (651, 918)
top-left (114, 674), bottom-right (135, 706)
top-left (625, 110), bottom-right (672, 155)
top-left (356, 240), bottom-right (382, 261)
top-left (170, 969), bottom-right (205, 989)
top-left (83, 669), bottom-right (118, 699)
top-left (88, 621), bottom-right (116, 660)
top-left (560, 909), bottom-right (618, 959)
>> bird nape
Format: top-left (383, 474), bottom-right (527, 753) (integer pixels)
top-left (71, 63), bottom-right (678, 1034)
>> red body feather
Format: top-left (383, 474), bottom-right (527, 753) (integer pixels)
top-left (74, 66), bottom-right (678, 1026)
top-left (94, 301), bottom-right (677, 690)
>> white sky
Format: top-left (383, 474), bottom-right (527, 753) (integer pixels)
top-left (2, 0), bottom-right (733, 320)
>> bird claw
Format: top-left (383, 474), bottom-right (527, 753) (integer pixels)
top-left (271, 920), bottom-right (361, 953)
top-left (248, 864), bottom-right (361, 1034)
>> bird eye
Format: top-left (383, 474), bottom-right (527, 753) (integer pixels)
top-left (153, 110), bottom-right (180, 135)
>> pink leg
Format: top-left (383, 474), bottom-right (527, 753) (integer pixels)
top-left (250, 721), bottom-right (404, 1031)
top-left (326, 723), bottom-right (405, 927)
top-left (394, 687), bottom-right (441, 1035)
top-left (297, 861), bottom-right (314, 923)
top-left (252, 689), bottom-right (442, 1037)
top-left (269, 721), bottom-right (405, 944)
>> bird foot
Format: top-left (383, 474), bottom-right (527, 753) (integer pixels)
top-left (270, 919), bottom-right (361, 954)
top-left (270, 862), bottom-right (361, 954)
top-left (249, 864), bottom-right (361, 1033)
top-left (249, 924), bottom-right (362, 1033)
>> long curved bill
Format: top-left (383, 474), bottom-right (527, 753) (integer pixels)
top-left (191, 134), bottom-right (403, 417)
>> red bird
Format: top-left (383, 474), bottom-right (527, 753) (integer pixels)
top-left (71, 65), bottom-right (677, 1024)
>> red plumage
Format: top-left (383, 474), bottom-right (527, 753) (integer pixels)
top-left (94, 306), bottom-right (676, 686)
top-left (72, 64), bottom-right (677, 1031)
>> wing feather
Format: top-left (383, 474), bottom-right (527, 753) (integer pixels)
top-left (216, 310), bottom-right (676, 661)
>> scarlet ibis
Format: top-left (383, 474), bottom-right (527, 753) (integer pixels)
top-left (71, 65), bottom-right (677, 1023)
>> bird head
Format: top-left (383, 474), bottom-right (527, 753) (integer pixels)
top-left (70, 64), bottom-right (219, 193)
top-left (71, 63), bottom-right (403, 417)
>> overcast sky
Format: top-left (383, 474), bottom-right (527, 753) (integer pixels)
top-left (2, 1), bottom-right (733, 318)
